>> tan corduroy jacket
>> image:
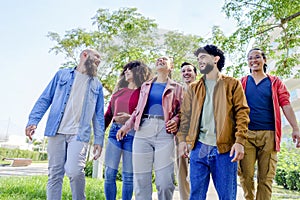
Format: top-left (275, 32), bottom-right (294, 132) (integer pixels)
top-left (177, 73), bottom-right (250, 153)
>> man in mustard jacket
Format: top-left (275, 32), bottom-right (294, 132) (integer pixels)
top-left (177, 44), bottom-right (250, 200)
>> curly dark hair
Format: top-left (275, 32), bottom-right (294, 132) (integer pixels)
top-left (114, 60), bottom-right (153, 92)
top-left (194, 44), bottom-right (225, 71)
top-left (248, 48), bottom-right (267, 73)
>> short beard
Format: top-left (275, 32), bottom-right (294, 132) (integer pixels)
top-left (200, 63), bottom-right (214, 74)
top-left (84, 56), bottom-right (98, 77)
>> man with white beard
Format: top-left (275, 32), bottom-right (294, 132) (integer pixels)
top-left (25, 49), bottom-right (105, 200)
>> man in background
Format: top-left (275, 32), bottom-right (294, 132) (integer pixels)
top-left (176, 61), bottom-right (197, 200)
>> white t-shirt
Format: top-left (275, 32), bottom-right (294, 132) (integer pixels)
top-left (58, 71), bottom-right (89, 134)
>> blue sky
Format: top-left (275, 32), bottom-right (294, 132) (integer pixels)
top-left (0, 0), bottom-right (236, 140)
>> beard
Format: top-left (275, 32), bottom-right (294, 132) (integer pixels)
top-left (84, 56), bottom-right (98, 77)
top-left (200, 63), bottom-right (214, 74)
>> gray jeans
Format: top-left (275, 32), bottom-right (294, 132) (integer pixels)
top-left (133, 118), bottom-right (175, 200)
top-left (47, 134), bottom-right (88, 200)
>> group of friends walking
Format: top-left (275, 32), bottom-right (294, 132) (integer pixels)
top-left (26, 44), bottom-right (300, 200)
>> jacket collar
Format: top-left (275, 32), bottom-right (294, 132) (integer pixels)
top-left (244, 74), bottom-right (278, 84)
top-left (145, 76), bottom-right (177, 90)
top-left (73, 66), bottom-right (98, 80)
top-left (200, 72), bottom-right (224, 82)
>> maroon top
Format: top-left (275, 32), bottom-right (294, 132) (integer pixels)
top-left (104, 87), bottom-right (140, 129)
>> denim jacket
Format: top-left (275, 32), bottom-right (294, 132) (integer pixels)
top-left (26, 67), bottom-right (105, 146)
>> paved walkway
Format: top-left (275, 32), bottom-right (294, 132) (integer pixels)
top-left (151, 181), bottom-right (244, 200)
top-left (0, 162), bottom-right (48, 176)
top-left (0, 163), bottom-right (244, 199)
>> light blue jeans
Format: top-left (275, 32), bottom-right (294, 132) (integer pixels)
top-left (133, 118), bottom-right (175, 200)
top-left (189, 141), bottom-right (237, 200)
top-left (47, 134), bottom-right (88, 200)
top-left (104, 123), bottom-right (134, 200)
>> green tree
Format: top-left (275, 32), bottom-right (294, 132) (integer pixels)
top-left (48, 8), bottom-right (223, 91)
top-left (48, 8), bottom-right (160, 94)
top-left (202, 26), bottom-right (246, 77)
top-left (222, 0), bottom-right (300, 78)
top-left (163, 31), bottom-right (204, 81)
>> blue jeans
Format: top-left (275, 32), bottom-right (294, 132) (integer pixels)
top-left (189, 141), bottom-right (237, 200)
top-left (104, 123), bottom-right (134, 200)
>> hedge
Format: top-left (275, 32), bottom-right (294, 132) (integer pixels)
top-left (0, 147), bottom-right (47, 161)
top-left (275, 144), bottom-right (300, 191)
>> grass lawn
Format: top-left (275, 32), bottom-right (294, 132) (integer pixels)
top-left (0, 175), bottom-right (122, 200)
top-left (1, 175), bottom-right (300, 199)
top-left (271, 184), bottom-right (300, 200)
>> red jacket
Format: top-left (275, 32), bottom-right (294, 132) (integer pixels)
top-left (121, 77), bottom-right (183, 133)
top-left (241, 74), bottom-right (291, 151)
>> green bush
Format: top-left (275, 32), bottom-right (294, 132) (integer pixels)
top-left (286, 170), bottom-right (300, 191)
top-left (85, 160), bottom-right (93, 177)
top-left (275, 168), bottom-right (288, 189)
top-left (275, 144), bottom-right (300, 191)
top-left (0, 147), bottom-right (47, 161)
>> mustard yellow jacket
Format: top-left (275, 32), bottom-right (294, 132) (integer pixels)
top-left (177, 73), bottom-right (250, 153)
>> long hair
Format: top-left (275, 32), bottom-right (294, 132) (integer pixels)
top-left (114, 61), bottom-right (152, 92)
top-left (248, 48), bottom-right (267, 73)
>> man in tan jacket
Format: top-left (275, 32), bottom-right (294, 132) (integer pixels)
top-left (177, 44), bottom-right (250, 200)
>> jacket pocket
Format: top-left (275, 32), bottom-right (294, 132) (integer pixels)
top-left (267, 152), bottom-right (278, 178)
top-left (57, 80), bottom-right (68, 93)
top-left (90, 87), bottom-right (99, 103)
top-left (59, 80), bottom-right (67, 86)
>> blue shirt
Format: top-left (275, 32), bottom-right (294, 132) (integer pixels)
top-left (144, 82), bottom-right (166, 116)
top-left (246, 76), bottom-right (275, 131)
top-left (26, 67), bottom-right (105, 146)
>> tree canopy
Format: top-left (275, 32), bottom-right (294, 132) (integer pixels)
top-left (48, 1), bottom-right (300, 96)
top-left (48, 8), bottom-right (206, 94)
top-left (223, 0), bottom-right (300, 78)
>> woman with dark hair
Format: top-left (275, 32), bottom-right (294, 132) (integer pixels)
top-left (117, 56), bottom-right (183, 200)
top-left (248, 47), bottom-right (267, 73)
top-left (104, 61), bottom-right (152, 200)
top-left (239, 48), bottom-right (300, 200)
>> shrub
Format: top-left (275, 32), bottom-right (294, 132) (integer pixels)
top-left (286, 170), bottom-right (300, 191)
top-left (0, 147), bottom-right (47, 161)
top-left (275, 168), bottom-right (288, 189)
top-left (85, 160), bottom-right (93, 177)
top-left (275, 144), bottom-right (300, 191)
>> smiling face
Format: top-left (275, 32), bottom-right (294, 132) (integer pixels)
top-left (124, 68), bottom-right (134, 83)
top-left (181, 65), bottom-right (196, 84)
top-left (84, 50), bottom-right (101, 77)
top-left (247, 49), bottom-right (266, 73)
top-left (197, 53), bottom-right (215, 74)
top-left (155, 56), bottom-right (173, 73)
